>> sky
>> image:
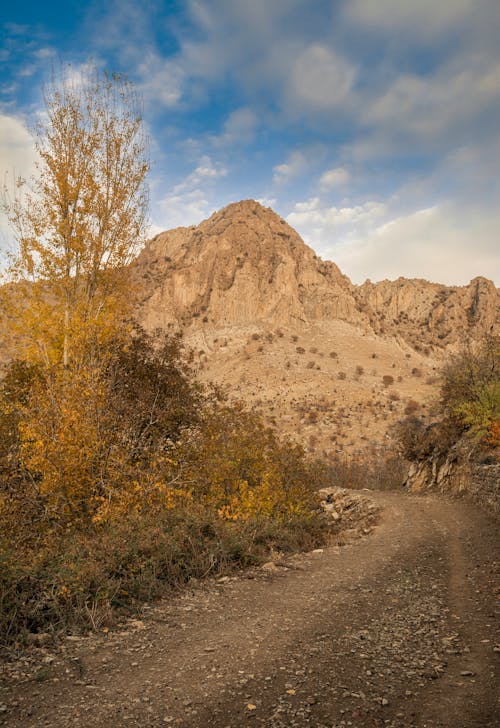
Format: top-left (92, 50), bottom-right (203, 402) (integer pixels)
top-left (1, 0), bottom-right (499, 285)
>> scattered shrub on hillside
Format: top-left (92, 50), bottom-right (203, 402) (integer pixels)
top-left (404, 399), bottom-right (421, 416)
top-left (382, 374), bottom-right (394, 387)
top-left (394, 417), bottom-right (461, 461)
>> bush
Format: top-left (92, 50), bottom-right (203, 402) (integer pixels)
top-left (0, 504), bottom-right (327, 640)
top-left (0, 326), bottom-right (330, 643)
top-left (394, 415), bottom-right (464, 461)
top-left (440, 336), bottom-right (499, 445)
top-left (404, 399), bottom-right (421, 415)
top-left (329, 450), bottom-right (406, 491)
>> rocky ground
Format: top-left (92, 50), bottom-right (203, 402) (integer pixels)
top-left (0, 491), bottom-right (498, 727)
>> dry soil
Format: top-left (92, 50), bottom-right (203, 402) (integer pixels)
top-left (0, 491), bottom-right (498, 728)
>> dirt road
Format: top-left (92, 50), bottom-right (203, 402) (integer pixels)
top-left (1, 492), bottom-right (498, 727)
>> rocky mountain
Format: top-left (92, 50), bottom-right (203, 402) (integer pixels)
top-left (133, 200), bottom-right (364, 334)
top-left (129, 200), bottom-right (499, 458)
top-left (356, 275), bottom-right (498, 351)
top-left (133, 200), bottom-right (499, 352)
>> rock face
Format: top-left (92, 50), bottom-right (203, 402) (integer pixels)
top-left (355, 275), bottom-right (499, 350)
top-left (134, 199), bottom-right (365, 333)
top-left (133, 200), bottom-right (499, 350)
top-left (404, 442), bottom-right (500, 512)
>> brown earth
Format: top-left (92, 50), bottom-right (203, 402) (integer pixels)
top-left (1, 491), bottom-right (498, 728)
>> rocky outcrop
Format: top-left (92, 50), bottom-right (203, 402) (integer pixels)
top-left (318, 486), bottom-right (380, 538)
top-left (404, 442), bottom-right (500, 512)
top-left (133, 200), bottom-right (366, 333)
top-left (133, 200), bottom-right (499, 351)
top-left (355, 275), bottom-right (499, 351)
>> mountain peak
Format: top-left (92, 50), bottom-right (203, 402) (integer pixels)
top-left (133, 200), bottom-right (498, 347)
top-left (134, 199), bottom-right (358, 331)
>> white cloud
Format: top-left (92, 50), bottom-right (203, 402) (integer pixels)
top-left (0, 114), bottom-right (36, 180)
top-left (287, 194), bottom-right (500, 286)
top-left (319, 166), bottom-right (350, 188)
top-left (152, 155), bottom-right (227, 230)
top-left (346, 0), bottom-right (480, 37)
top-left (366, 63), bottom-right (500, 141)
top-left (172, 156), bottom-right (227, 194)
top-left (256, 197), bottom-right (277, 209)
top-left (272, 150), bottom-right (308, 185)
top-left (286, 44), bottom-right (356, 113)
top-left (211, 107), bottom-right (258, 147)
top-left (33, 47), bottom-right (56, 60)
top-left (287, 198), bottom-right (387, 241)
top-left (338, 205), bottom-right (500, 285)
top-left (156, 189), bottom-right (212, 230)
top-left (0, 114), bottom-right (37, 262)
top-left (135, 53), bottom-right (185, 107)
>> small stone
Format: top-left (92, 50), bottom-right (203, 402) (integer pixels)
top-left (262, 562), bottom-right (278, 571)
top-left (381, 698), bottom-right (389, 706)
top-left (460, 670), bottom-right (475, 676)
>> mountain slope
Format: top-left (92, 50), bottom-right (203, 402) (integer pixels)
top-left (130, 200), bottom-right (499, 457)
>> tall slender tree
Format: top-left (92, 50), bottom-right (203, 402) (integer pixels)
top-left (1, 66), bottom-right (149, 516)
top-left (3, 66), bottom-right (149, 368)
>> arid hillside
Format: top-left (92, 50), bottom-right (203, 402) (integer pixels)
top-left (131, 200), bottom-right (499, 457)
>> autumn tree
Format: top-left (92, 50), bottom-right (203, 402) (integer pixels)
top-left (2, 65), bottom-right (149, 368)
top-left (0, 67), bottom-right (149, 518)
top-left (440, 334), bottom-right (499, 446)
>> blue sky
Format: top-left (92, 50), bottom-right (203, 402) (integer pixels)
top-left (1, 0), bottom-right (499, 285)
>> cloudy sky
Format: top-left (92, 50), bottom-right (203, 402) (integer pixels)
top-left (1, 0), bottom-right (499, 285)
